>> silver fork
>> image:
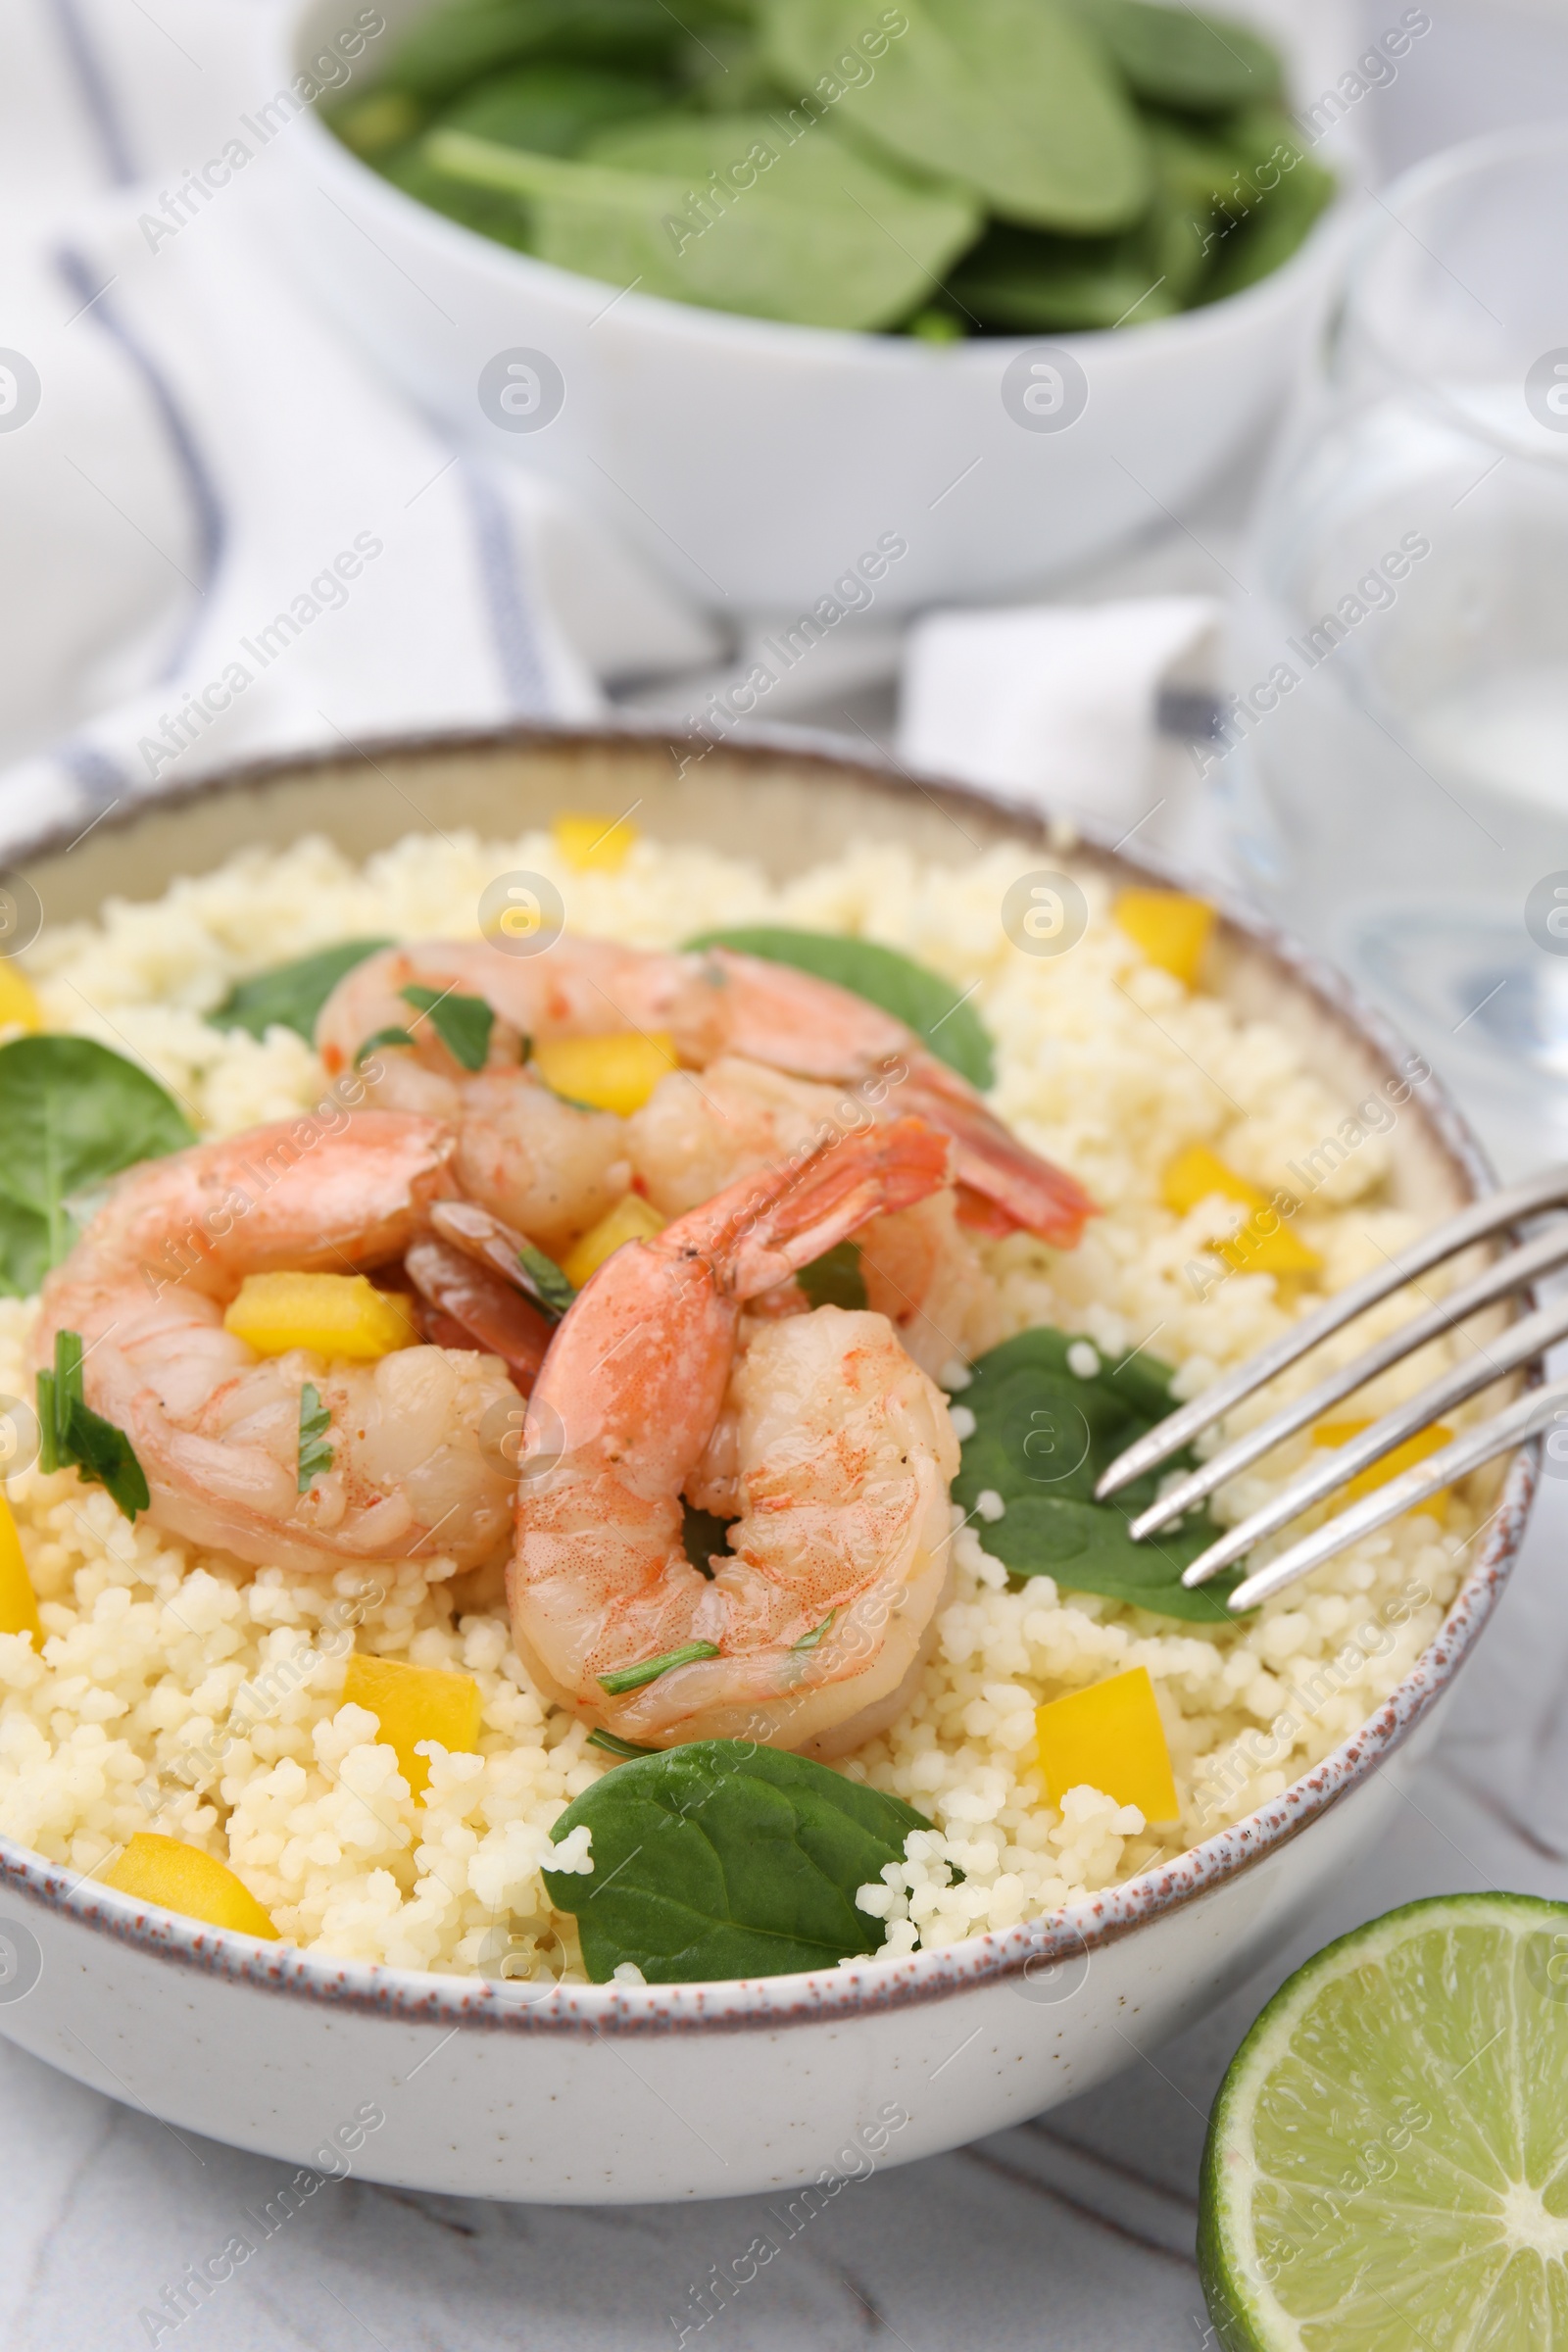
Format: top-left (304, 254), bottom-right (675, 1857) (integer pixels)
top-left (1095, 1163), bottom-right (1568, 1614)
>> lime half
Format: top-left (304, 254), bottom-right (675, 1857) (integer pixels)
top-left (1200, 1893), bottom-right (1568, 2350)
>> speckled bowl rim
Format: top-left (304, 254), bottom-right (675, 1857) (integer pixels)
top-left (0, 718), bottom-right (1538, 2038)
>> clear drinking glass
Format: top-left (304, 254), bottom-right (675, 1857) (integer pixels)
top-left (1230, 126), bottom-right (1568, 1165)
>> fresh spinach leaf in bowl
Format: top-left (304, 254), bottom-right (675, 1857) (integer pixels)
top-left (684, 924), bottom-right (996, 1089)
top-left (0, 1037), bottom-right (196, 1296)
top-left (954, 1326), bottom-right (1248, 1620)
top-left (212, 938), bottom-right (394, 1043)
top-left (329, 0), bottom-right (1334, 333)
top-left (423, 114), bottom-right (981, 329)
top-left (542, 1740), bottom-right (933, 1982)
top-left (762, 0), bottom-right (1150, 234)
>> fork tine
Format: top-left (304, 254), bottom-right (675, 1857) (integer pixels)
top-left (1127, 1221), bottom-right (1568, 1542)
top-left (1223, 1374), bottom-right (1567, 1611)
top-left (1179, 1291), bottom-right (1568, 1587)
top-left (1095, 1160), bottom-right (1568, 1500)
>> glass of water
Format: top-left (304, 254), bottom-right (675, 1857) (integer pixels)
top-left (1228, 125), bottom-right (1568, 1165)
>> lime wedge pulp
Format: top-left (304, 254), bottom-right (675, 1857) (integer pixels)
top-left (1200, 1893), bottom-right (1568, 2350)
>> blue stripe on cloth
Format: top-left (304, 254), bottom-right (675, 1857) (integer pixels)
top-left (49, 0), bottom-right (137, 186)
top-left (57, 740), bottom-right (133, 811)
top-left (55, 245), bottom-right (226, 680)
top-left (458, 459), bottom-right (554, 715)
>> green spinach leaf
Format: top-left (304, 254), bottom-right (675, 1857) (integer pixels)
top-left (951, 218), bottom-right (1182, 331)
top-left (542, 1740), bottom-right (932, 1981)
top-left (762, 0), bottom-right (1148, 233)
top-left (437, 60), bottom-right (667, 153)
top-left (0, 1037), bottom-right (196, 1296)
top-left (797, 1239), bottom-right (867, 1310)
top-left (684, 924), bottom-right (995, 1088)
top-left (955, 1326), bottom-right (1247, 1619)
top-left (382, 0), bottom-right (697, 103)
top-left (1202, 170), bottom-right (1330, 298)
top-left (421, 115), bottom-right (980, 330)
top-left (213, 939), bottom-right (393, 1042)
top-left (1200, 114), bottom-right (1336, 300)
top-left (1079, 0), bottom-right (1281, 114)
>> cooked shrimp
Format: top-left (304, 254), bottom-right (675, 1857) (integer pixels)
top-left (316, 938), bottom-right (1096, 1246)
top-left (32, 1113), bottom-right (518, 1575)
top-left (628, 1054), bottom-right (999, 1376)
top-left (509, 1117), bottom-right (961, 1756)
top-left (355, 1046), bottom-right (630, 1256)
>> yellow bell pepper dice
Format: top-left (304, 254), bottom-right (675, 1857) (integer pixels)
top-left (1034, 1665), bottom-right (1179, 1826)
top-left (562, 1194), bottom-right (667, 1292)
top-left (223, 1271), bottom-right (419, 1359)
top-left (342, 1652), bottom-right (483, 1796)
top-left (1161, 1147), bottom-right (1323, 1283)
top-left (1215, 1218), bottom-right (1324, 1283)
top-left (102, 1834), bottom-right (280, 1939)
top-left (531, 1031), bottom-right (678, 1117)
top-left (1314, 1418), bottom-right (1454, 1515)
top-left (0, 1494), bottom-right (43, 1648)
top-left (0, 964), bottom-right (41, 1033)
top-left (553, 812), bottom-right (639, 872)
top-left (1114, 890), bottom-right (1216, 988)
top-left (1162, 1144), bottom-right (1261, 1217)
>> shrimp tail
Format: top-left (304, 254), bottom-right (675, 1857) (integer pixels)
top-left (712, 1117), bottom-right (952, 1299)
top-left (902, 1067), bottom-right (1098, 1247)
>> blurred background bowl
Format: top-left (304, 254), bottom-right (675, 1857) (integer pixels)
top-left (267, 0), bottom-right (1361, 614)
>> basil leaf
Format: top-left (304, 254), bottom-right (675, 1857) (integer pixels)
top-left (955, 1326), bottom-right (1248, 1620)
top-left (762, 0), bottom-right (1149, 234)
top-left (542, 1740), bottom-right (933, 1981)
top-left (400, 984), bottom-right (495, 1071)
top-left (684, 924), bottom-right (995, 1089)
top-left (213, 939), bottom-right (393, 1043)
top-left (422, 116), bottom-right (981, 330)
top-left (0, 1038), bottom-right (196, 1296)
top-left (1080, 0), bottom-right (1282, 114)
top-left (797, 1239), bottom-right (867, 1311)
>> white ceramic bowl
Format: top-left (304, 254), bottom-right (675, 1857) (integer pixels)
top-left (0, 727), bottom-right (1533, 2205)
top-left (264, 0), bottom-right (1361, 612)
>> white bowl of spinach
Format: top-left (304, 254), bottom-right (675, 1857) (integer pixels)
top-left (331, 0), bottom-right (1335, 335)
top-left (271, 0), bottom-right (1359, 609)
